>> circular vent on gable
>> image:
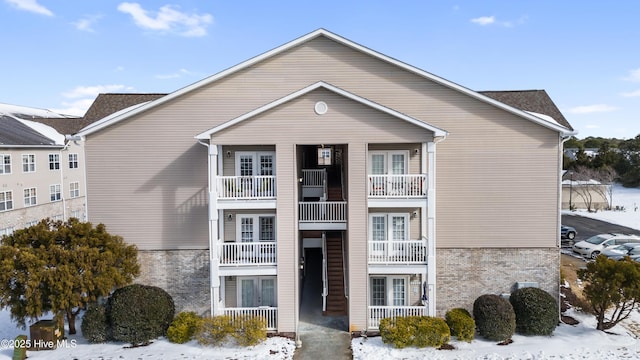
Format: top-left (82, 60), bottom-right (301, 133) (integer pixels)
top-left (314, 101), bottom-right (328, 115)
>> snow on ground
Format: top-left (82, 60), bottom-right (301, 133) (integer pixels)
top-left (2, 184), bottom-right (640, 359)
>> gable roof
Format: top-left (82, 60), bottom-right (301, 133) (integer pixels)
top-left (195, 81), bottom-right (448, 140)
top-left (0, 115), bottom-right (63, 147)
top-left (76, 29), bottom-right (576, 137)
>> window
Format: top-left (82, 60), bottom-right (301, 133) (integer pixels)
top-left (370, 276), bottom-right (408, 306)
top-left (25, 220), bottom-right (39, 227)
top-left (22, 154), bottom-right (35, 172)
top-left (235, 152), bottom-right (276, 176)
top-left (68, 153), bottom-right (78, 169)
top-left (49, 153), bottom-right (60, 170)
top-left (50, 184), bottom-right (61, 202)
top-left (51, 214), bottom-right (63, 221)
top-left (24, 188), bottom-right (37, 206)
top-left (237, 277), bottom-right (276, 307)
top-left (1, 154), bottom-right (11, 174)
top-left (370, 213), bottom-right (409, 242)
top-left (70, 209), bottom-right (83, 220)
top-left (0, 227), bottom-right (15, 237)
top-left (69, 182), bottom-right (80, 198)
top-left (0, 191), bottom-right (13, 211)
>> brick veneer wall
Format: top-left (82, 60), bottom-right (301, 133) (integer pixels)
top-left (436, 248), bottom-right (560, 316)
top-left (136, 250), bottom-right (211, 315)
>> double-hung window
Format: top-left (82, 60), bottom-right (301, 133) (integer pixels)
top-left (22, 154), bottom-right (35, 172)
top-left (1, 154), bottom-right (11, 174)
top-left (49, 154), bottom-right (60, 170)
top-left (69, 182), bottom-right (80, 198)
top-left (68, 153), bottom-right (78, 169)
top-left (50, 184), bottom-right (61, 202)
top-left (0, 191), bottom-right (12, 211)
top-left (24, 188), bottom-right (37, 206)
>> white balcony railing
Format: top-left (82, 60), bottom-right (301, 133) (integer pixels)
top-left (299, 201), bottom-right (347, 223)
top-left (217, 176), bottom-right (276, 199)
top-left (218, 242), bottom-right (277, 266)
top-left (223, 307), bottom-right (278, 331)
top-left (368, 239), bottom-right (428, 264)
top-left (368, 174), bottom-right (427, 198)
top-left (368, 306), bottom-right (427, 329)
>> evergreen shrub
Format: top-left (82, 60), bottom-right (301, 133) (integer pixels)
top-left (231, 315), bottom-right (267, 346)
top-left (81, 303), bottom-right (109, 343)
top-left (107, 284), bottom-right (175, 346)
top-left (509, 287), bottom-right (558, 336)
top-left (196, 315), bottom-right (235, 346)
top-left (445, 308), bottom-right (475, 342)
top-left (167, 311), bottom-right (204, 344)
top-left (380, 316), bottom-right (450, 348)
top-left (473, 294), bottom-right (516, 342)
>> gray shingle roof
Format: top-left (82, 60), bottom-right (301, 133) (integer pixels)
top-left (0, 115), bottom-right (59, 146)
top-left (479, 90), bottom-right (573, 131)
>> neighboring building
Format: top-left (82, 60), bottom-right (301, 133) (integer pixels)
top-left (75, 29), bottom-right (575, 336)
top-left (0, 104), bottom-right (86, 235)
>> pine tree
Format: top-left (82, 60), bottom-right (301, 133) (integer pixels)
top-left (0, 218), bottom-right (139, 335)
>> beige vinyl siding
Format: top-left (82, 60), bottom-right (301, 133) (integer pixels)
top-left (348, 142), bottom-right (368, 330)
top-left (85, 34), bottom-right (559, 252)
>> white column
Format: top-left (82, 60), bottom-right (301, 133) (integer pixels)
top-left (207, 144), bottom-right (221, 316)
top-left (426, 141), bottom-right (437, 316)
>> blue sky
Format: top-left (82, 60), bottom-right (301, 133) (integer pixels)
top-left (1, 1), bottom-right (638, 139)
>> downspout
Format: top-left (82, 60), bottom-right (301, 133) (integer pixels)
top-left (197, 139), bottom-right (220, 316)
top-left (426, 134), bottom-right (447, 317)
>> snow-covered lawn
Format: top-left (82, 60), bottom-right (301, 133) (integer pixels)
top-left (2, 183), bottom-right (640, 360)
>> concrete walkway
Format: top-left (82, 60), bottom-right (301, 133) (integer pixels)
top-left (293, 250), bottom-right (351, 360)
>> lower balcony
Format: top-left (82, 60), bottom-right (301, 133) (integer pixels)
top-left (218, 242), bottom-right (277, 276)
top-left (368, 306), bottom-right (427, 329)
top-left (222, 307), bottom-right (278, 331)
top-left (299, 201), bottom-right (347, 230)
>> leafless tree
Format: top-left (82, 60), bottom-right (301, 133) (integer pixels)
top-left (570, 166), bottom-right (617, 212)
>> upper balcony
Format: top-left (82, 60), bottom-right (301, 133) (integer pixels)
top-left (368, 174), bottom-right (427, 208)
top-left (368, 239), bottom-right (428, 274)
top-left (216, 176), bottom-right (276, 209)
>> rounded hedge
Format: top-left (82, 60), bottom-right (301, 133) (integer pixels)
top-left (509, 287), bottom-right (559, 336)
top-left (107, 284), bottom-right (175, 346)
top-left (81, 303), bottom-right (109, 343)
top-left (445, 308), bottom-right (475, 342)
top-left (473, 294), bottom-right (516, 342)
top-left (167, 311), bottom-right (204, 344)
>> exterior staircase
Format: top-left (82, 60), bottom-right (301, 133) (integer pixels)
top-left (324, 232), bottom-right (347, 316)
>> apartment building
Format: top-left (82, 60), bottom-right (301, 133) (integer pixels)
top-left (75, 29), bottom-right (575, 336)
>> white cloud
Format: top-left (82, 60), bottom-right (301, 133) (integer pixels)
top-left (155, 68), bottom-right (193, 79)
top-left (624, 68), bottom-right (640, 82)
top-left (62, 84), bottom-right (133, 99)
top-left (72, 15), bottom-right (102, 32)
top-left (621, 89), bottom-right (640, 97)
top-left (471, 16), bottom-right (495, 25)
top-left (567, 104), bottom-right (618, 114)
top-left (117, 2), bottom-right (213, 37)
top-left (5, 0), bottom-right (53, 16)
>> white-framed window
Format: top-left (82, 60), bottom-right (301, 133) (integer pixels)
top-left (50, 184), bottom-right (61, 202)
top-left (25, 220), bottom-right (39, 227)
top-left (369, 213), bottom-right (409, 242)
top-left (1, 154), bottom-right (11, 174)
top-left (237, 276), bottom-right (277, 307)
top-left (48, 153), bottom-right (60, 170)
top-left (236, 214), bottom-right (276, 243)
top-left (24, 187), bottom-right (37, 206)
top-left (22, 154), bottom-right (35, 172)
top-left (70, 209), bottom-right (83, 220)
top-left (68, 153), bottom-right (78, 169)
top-left (69, 182), bottom-right (80, 198)
top-left (0, 191), bottom-right (13, 211)
top-left (0, 227), bottom-right (15, 237)
top-left (370, 276), bottom-right (408, 306)
top-left (51, 214), bottom-right (63, 221)
top-left (369, 151), bottom-right (408, 176)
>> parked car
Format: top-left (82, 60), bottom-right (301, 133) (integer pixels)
top-left (561, 225), bottom-right (577, 240)
top-left (602, 243), bottom-right (640, 259)
top-left (572, 233), bottom-right (640, 259)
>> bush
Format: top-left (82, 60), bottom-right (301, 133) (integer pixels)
top-left (232, 315), bottom-right (267, 346)
top-left (167, 311), bottom-right (204, 344)
top-left (196, 315), bottom-right (235, 346)
top-left (380, 316), bottom-right (450, 348)
top-left (445, 308), bottom-right (475, 342)
top-left (107, 284), bottom-right (175, 346)
top-left (81, 303), bottom-right (109, 343)
top-left (510, 287), bottom-right (558, 336)
top-left (473, 294), bottom-right (516, 342)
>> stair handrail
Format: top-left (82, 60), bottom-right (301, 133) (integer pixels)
top-left (322, 232), bottom-right (328, 312)
top-left (342, 233), bottom-right (348, 300)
